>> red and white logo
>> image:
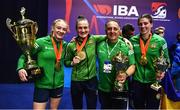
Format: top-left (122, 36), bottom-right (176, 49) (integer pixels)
top-left (151, 2), bottom-right (167, 19)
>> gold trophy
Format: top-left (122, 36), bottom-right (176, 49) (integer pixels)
top-left (150, 51), bottom-right (168, 91)
top-left (6, 7), bottom-right (43, 79)
top-left (112, 51), bottom-right (129, 92)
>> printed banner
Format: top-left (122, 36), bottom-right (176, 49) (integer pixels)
top-left (48, 0), bottom-right (179, 47)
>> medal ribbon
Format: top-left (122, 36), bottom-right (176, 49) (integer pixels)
top-left (76, 36), bottom-right (88, 52)
top-left (140, 34), bottom-right (152, 57)
top-left (51, 37), bottom-right (63, 63)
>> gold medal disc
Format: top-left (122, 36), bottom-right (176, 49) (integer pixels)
top-left (55, 61), bottom-right (61, 71)
top-left (140, 56), bottom-right (148, 65)
top-left (77, 51), bottom-right (86, 61)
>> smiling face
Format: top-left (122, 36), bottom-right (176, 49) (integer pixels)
top-left (52, 19), bottom-right (69, 40)
top-left (137, 14), bottom-right (153, 40)
top-left (138, 18), bottom-right (153, 37)
top-left (105, 20), bottom-right (121, 43)
top-left (76, 20), bottom-right (90, 38)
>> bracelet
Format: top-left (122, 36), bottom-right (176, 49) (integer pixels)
top-left (125, 72), bottom-right (129, 77)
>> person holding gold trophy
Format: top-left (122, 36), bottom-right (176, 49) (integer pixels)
top-left (130, 14), bottom-right (170, 109)
top-left (6, 7), bottom-right (43, 80)
top-left (96, 20), bottom-right (135, 109)
top-left (64, 16), bottom-right (105, 109)
top-left (17, 16), bottom-right (69, 109)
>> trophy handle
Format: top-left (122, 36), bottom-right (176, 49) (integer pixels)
top-left (6, 18), bottom-right (16, 38)
top-left (20, 7), bottom-right (26, 20)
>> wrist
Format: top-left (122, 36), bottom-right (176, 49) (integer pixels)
top-left (71, 61), bottom-right (74, 66)
top-left (125, 72), bottom-right (129, 77)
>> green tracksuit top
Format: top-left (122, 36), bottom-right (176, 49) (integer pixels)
top-left (17, 35), bottom-right (67, 89)
top-left (64, 34), bottom-right (104, 81)
top-left (130, 34), bottom-right (170, 83)
top-left (97, 37), bottom-right (135, 92)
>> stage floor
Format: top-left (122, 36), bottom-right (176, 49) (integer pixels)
top-left (0, 83), bottom-right (100, 109)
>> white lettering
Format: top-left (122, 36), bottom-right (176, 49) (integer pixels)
top-left (113, 5), bottom-right (139, 16)
top-left (118, 5), bottom-right (128, 16)
top-left (113, 5), bottom-right (117, 15)
top-left (128, 6), bottom-right (139, 16)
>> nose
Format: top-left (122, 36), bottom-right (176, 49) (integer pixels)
top-left (59, 28), bottom-right (65, 33)
top-left (140, 23), bottom-right (147, 28)
top-left (112, 29), bottom-right (116, 32)
top-left (81, 28), bottom-right (86, 32)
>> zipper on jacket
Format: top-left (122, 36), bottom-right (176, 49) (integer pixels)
top-left (84, 47), bottom-right (90, 79)
top-left (143, 65), bottom-right (145, 83)
top-left (53, 60), bottom-right (56, 88)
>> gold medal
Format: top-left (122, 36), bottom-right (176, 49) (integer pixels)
top-left (76, 36), bottom-right (88, 61)
top-left (77, 51), bottom-right (86, 61)
top-left (51, 37), bottom-right (62, 72)
top-left (140, 56), bottom-right (148, 65)
top-left (55, 61), bottom-right (61, 71)
top-left (139, 34), bottom-right (152, 66)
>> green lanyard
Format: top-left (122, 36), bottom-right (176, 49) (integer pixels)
top-left (106, 39), bottom-right (120, 59)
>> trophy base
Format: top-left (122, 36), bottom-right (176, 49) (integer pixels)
top-left (111, 90), bottom-right (129, 109)
top-left (26, 67), bottom-right (44, 80)
top-left (112, 90), bottom-right (129, 99)
top-left (150, 83), bottom-right (162, 91)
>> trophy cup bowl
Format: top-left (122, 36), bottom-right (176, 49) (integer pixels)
top-left (112, 52), bottom-right (129, 92)
top-left (150, 53), bottom-right (168, 91)
top-left (6, 7), bottom-right (43, 79)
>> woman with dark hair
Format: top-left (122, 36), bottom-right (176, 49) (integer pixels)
top-left (130, 14), bottom-right (170, 109)
top-left (64, 16), bottom-right (104, 109)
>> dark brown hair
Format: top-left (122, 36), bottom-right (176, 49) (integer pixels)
top-left (137, 14), bottom-right (153, 26)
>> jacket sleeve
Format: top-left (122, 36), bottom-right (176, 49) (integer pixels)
top-left (93, 35), bottom-right (106, 43)
top-left (16, 54), bottom-right (26, 71)
top-left (162, 39), bottom-right (170, 67)
top-left (64, 43), bottom-right (74, 67)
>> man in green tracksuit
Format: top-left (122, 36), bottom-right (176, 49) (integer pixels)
top-left (64, 16), bottom-right (104, 109)
top-left (130, 14), bottom-right (170, 109)
top-left (17, 19), bottom-right (68, 109)
top-left (97, 20), bottom-right (135, 109)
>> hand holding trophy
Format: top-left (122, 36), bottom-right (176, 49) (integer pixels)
top-left (6, 7), bottom-right (43, 80)
top-left (112, 51), bottom-right (129, 92)
top-left (150, 51), bottom-right (168, 91)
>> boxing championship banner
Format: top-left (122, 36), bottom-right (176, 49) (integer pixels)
top-left (48, 0), bottom-right (179, 46)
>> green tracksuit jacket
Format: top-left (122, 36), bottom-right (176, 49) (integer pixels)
top-left (97, 37), bottom-right (135, 92)
top-left (17, 35), bottom-right (67, 89)
top-left (130, 34), bottom-right (170, 83)
top-left (64, 34), bottom-right (104, 81)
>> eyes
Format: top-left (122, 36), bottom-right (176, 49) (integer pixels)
top-left (107, 27), bottom-right (119, 32)
top-left (138, 22), bottom-right (149, 26)
top-left (77, 26), bottom-right (88, 30)
top-left (56, 26), bottom-right (68, 32)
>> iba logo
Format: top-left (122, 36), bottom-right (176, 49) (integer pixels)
top-left (151, 2), bottom-right (167, 19)
top-left (93, 4), bottom-right (139, 16)
top-left (93, 4), bottom-right (139, 20)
